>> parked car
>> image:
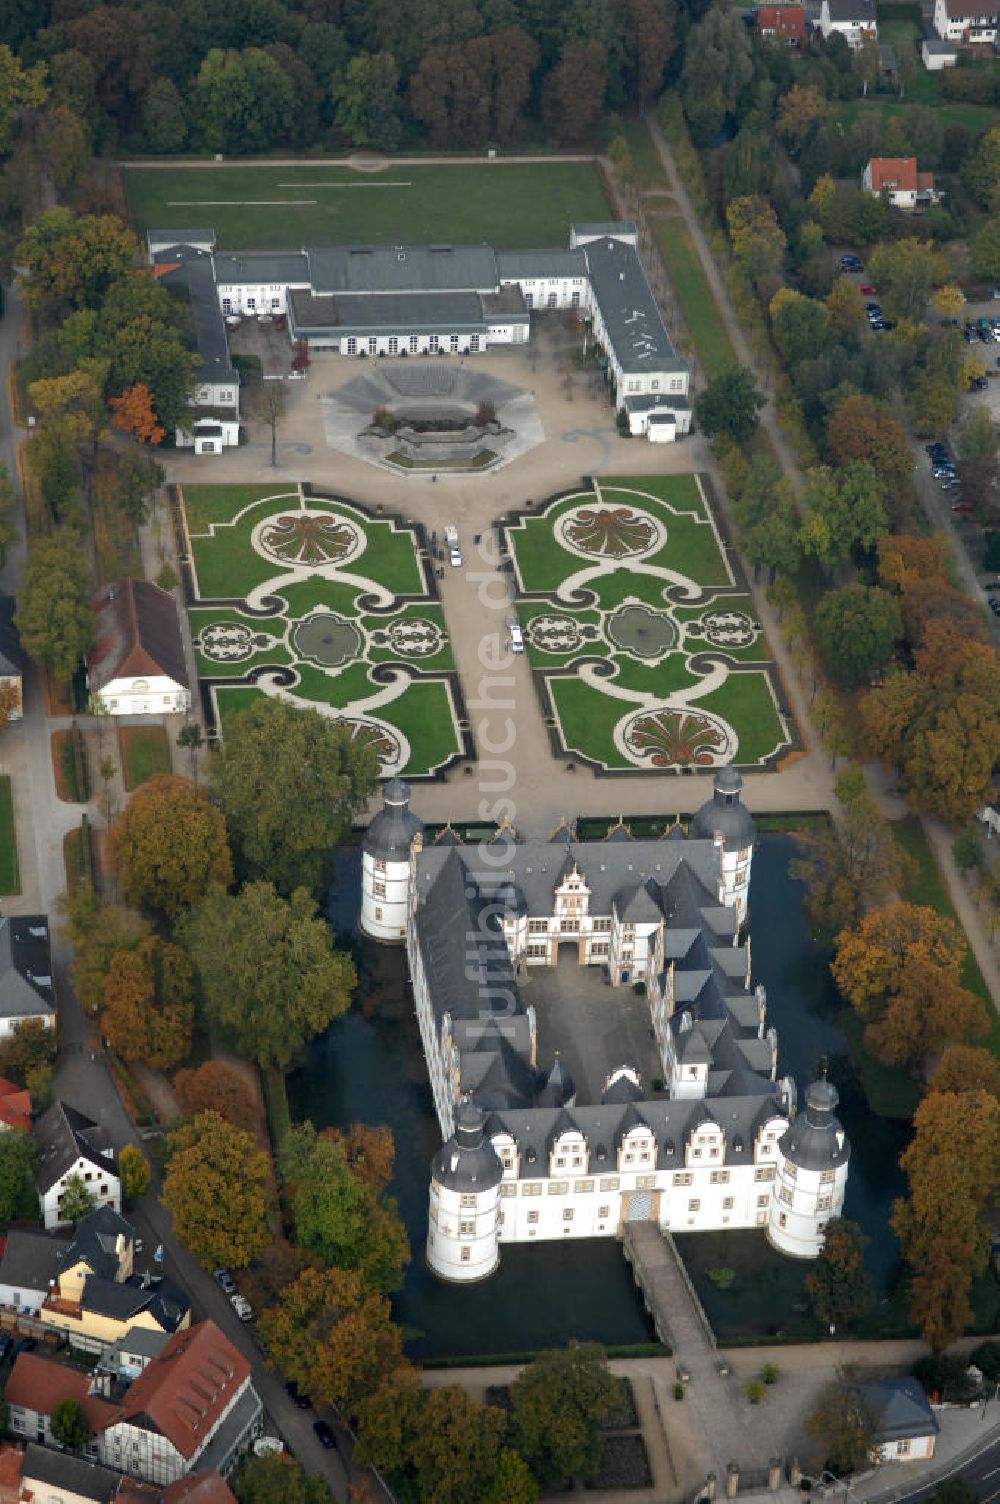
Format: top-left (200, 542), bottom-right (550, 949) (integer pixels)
top-left (285, 1380), bottom-right (310, 1410)
top-left (449, 546), bottom-right (463, 567)
top-left (10, 1338), bottom-right (35, 1358)
top-left (213, 1269), bottom-right (236, 1296)
top-left (230, 1293), bottom-right (253, 1323)
top-left (859, 284), bottom-right (877, 295)
top-left (313, 1421), bottom-right (337, 1450)
top-left (840, 254), bottom-right (863, 272)
top-left (972, 376), bottom-right (990, 389)
top-left (0, 1336), bottom-right (13, 1364)
top-left (939, 478), bottom-right (960, 490)
top-left (865, 302), bottom-right (881, 314)
top-left (952, 502), bottom-right (974, 514)
top-left (508, 622), bottom-right (524, 655)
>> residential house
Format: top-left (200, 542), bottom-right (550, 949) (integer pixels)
top-left (35, 1103), bottom-right (120, 1230)
top-left (87, 580), bottom-right (191, 718)
top-left (756, 5), bottom-right (807, 41)
top-left (819, 0), bottom-right (878, 46)
top-left (7, 1354), bottom-right (118, 1447)
top-left (97, 1328), bottom-right (172, 1383)
top-left (922, 35), bottom-right (959, 64)
top-left (0, 1076), bottom-right (32, 1133)
top-left (151, 245), bottom-right (240, 455)
top-left (0, 598), bottom-right (22, 720)
top-left (0, 917), bottom-right (56, 1043)
top-left (119, 1476), bottom-right (238, 1504)
top-left (19, 1444), bottom-right (122, 1504)
top-left (99, 1322), bottom-right (260, 1483)
top-left (40, 1273), bottom-right (190, 1356)
top-left (859, 1376), bottom-right (939, 1462)
top-left (0, 1229), bottom-right (69, 1313)
top-left (863, 158), bottom-right (938, 209)
top-left (932, 0), bottom-right (997, 44)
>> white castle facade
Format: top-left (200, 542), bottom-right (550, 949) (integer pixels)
top-left (360, 774), bottom-right (850, 1283)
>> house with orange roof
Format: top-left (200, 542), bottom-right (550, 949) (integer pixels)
top-left (0, 1077), bottom-right (32, 1134)
top-left (86, 580), bottom-right (190, 718)
top-left (862, 157), bottom-right (939, 210)
top-left (6, 1353), bottom-right (118, 1448)
top-left (756, 6), bottom-right (807, 42)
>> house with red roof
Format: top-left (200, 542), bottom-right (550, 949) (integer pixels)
top-left (756, 6), bottom-right (807, 42)
top-left (87, 580), bottom-right (191, 718)
top-left (0, 1077), bottom-right (32, 1134)
top-left (862, 157), bottom-right (938, 210)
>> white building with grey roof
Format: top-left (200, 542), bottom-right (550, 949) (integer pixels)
top-left (359, 773), bottom-right (848, 1282)
top-left (147, 223), bottom-right (690, 445)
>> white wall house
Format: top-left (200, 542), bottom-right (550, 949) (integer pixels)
top-left (35, 1103), bottom-right (121, 1230)
top-left (862, 157), bottom-right (938, 210)
top-left (860, 1378), bottom-right (939, 1463)
top-left (0, 915), bottom-right (56, 1042)
top-left (933, 0), bottom-right (997, 42)
top-left (922, 36), bottom-right (959, 65)
top-left (87, 580), bottom-right (191, 718)
top-left (819, 0), bottom-right (878, 46)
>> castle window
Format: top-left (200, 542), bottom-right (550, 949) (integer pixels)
top-left (754, 1167), bottom-right (776, 1183)
top-left (373, 858), bottom-right (386, 873)
top-left (563, 1209), bottom-right (574, 1222)
top-left (599, 1177), bottom-right (620, 1191)
top-left (723, 1197), bottom-right (734, 1210)
top-left (560, 919), bottom-right (576, 933)
top-left (461, 1248), bottom-right (471, 1262)
top-left (636, 1175), bottom-right (656, 1189)
top-left (593, 918), bottom-right (611, 932)
top-left (373, 881), bottom-right (386, 898)
top-left (757, 1195), bottom-right (769, 1208)
top-left (548, 1182), bottom-right (568, 1195)
top-left (820, 1170), bottom-right (835, 1185)
top-left (779, 1186), bottom-right (793, 1206)
top-left (785, 1165), bottom-right (797, 1182)
top-left (687, 1068), bottom-right (699, 1078)
top-left (710, 1171), bottom-right (730, 1185)
top-left (528, 919), bottom-right (547, 933)
top-left (500, 1184), bottom-right (516, 1198)
top-left (522, 1184), bottom-right (542, 1197)
top-left (688, 1198), bottom-right (700, 1212)
top-left (555, 1157), bottom-right (566, 1168)
top-left (591, 944), bottom-right (608, 956)
top-left (460, 1220), bottom-right (475, 1235)
top-left (527, 1210), bottom-right (539, 1224)
top-left (778, 1213), bottom-right (787, 1228)
top-left (375, 907), bottom-right (383, 922)
top-left (692, 1148), bottom-right (702, 1158)
top-left (460, 1194), bottom-right (476, 1208)
top-left (527, 945), bottom-right (547, 958)
top-left (817, 1196), bottom-right (833, 1211)
top-left (673, 1172), bottom-right (693, 1187)
top-left (574, 1179), bottom-right (593, 1193)
top-left (598, 1205), bottom-right (609, 1218)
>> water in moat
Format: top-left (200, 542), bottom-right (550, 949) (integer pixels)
top-left (288, 834), bottom-right (908, 1358)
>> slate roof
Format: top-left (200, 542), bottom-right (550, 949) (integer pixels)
top-left (583, 237), bottom-right (686, 375)
top-left (824, 0), bottom-right (877, 19)
top-left (21, 1443), bottom-right (120, 1504)
top-left (306, 245), bottom-right (498, 295)
top-left (60, 1205), bottom-right (134, 1282)
top-left (212, 251), bottom-right (309, 286)
top-left (689, 768), bottom-right (755, 852)
top-left (495, 249), bottom-right (587, 280)
top-left (88, 579), bottom-right (189, 694)
top-left (777, 1079), bottom-right (849, 1172)
top-left (115, 1320), bottom-right (251, 1458)
top-left (35, 1101), bottom-right (115, 1197)
top-left (0, 916), bottom-right (55, 1024)
top-left (147, 231), bottom-right (216, 255)
top-left (364, 779), bottom-right (424, 862)
top-left (82, 1272), bottom-right (189, 1333)
top-left (0, 1228), bottom-right (69, 1293)
top-left (153, 245), bottom-right (234, 386)
top-left (860, 1376), bottom-right (938, 1441)
top-left (289, 288), bottom-right (489, 337)
top-left (432, 1103), bottom-right (503, 1193)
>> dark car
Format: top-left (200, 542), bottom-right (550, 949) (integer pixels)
top-left (11, 1338), bottom-right (35, 1358)
top-left (952, 502), bottom-right (974, 514)
top-left (313, 1420), bottom-right (337, 1450)
top-left (0, 1336), bottom-right (13, 1363)
top-left (840, 254), bottom-right (862, 272)
top-left (285, 1380), bottom-right (309, 1410)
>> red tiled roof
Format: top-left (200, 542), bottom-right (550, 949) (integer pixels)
top-left (757, 6), bottom-right (807, 34)
top-left (5, 1355), bottom-right (116, 1434)
top-left (116, 1472), bottom-right (236, 1504)
top-left (87, 580), bottom-right (189, 693)
top-left (115, 1322), bottom-right (250, 1460)
top-left (944, 0), bottom-right (998, 16)
top-left (0, 1079), bottom-right (32, 1135)
top-left (917, 171), bottom-right (937, 191)
top-left (869, 157), bottom-right (918, 191)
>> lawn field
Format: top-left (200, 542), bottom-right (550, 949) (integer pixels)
top-left (652, 217), bottom-right (738, 380)
top-left (0, 777), bottom-right (19, 895)
top-left (125, 161), bottom-right (611, 251)
top-left (503, 476), bottom-right (792, 773)
top-left (119, 726), bottom-right (172, 790)
top-left (178, 482), bottom-right (465, 779)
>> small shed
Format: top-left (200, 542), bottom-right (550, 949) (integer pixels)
top-left (859, 1376), bottom-right (939, 1463)
top-left (922, 36), bottom-right (958, 65)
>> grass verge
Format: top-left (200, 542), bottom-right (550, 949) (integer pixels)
top-left (118, 726), bottom-right (172, 791)
top-left (651, 217), bottom-right (738, 380)
top-left (263, 1067), bottom-right (293, 1156)
top-left (52, 728), bottom-right (90, 804)
top-left (0, 777), bottom-right (18, 895)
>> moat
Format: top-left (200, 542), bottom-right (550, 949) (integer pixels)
top-left (289, 833), bottom-right (909, 1358)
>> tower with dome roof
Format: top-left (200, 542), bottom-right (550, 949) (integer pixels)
top-left (359, 779), bottom-right (424, 942)
top-left (688, 767), bottom-right (755, 924)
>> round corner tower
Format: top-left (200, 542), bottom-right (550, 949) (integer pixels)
top-left (768, 1079), bottom-right (850, 1259)
top-left (689, 766), bottom-right (755, 924)
top-left (359, 778), bottom-right (424, 943)
top-left (427, 1102), bottom-right (502, 1284)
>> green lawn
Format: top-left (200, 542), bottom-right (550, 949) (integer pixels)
top-left (833, 97), bottom-right (1000, 134)
top-left (652, 216), bottom-right (738, 380)
top-left (0, 777), bottom-right (19, 895)
top-left (119, 726), bottom-right (172, 790)
top-left (180, 483), bottom-right (294, 535)
top-left (550, 678), bottom-right (625, 768)
top-left (125, 161), bottom-right (610, 251)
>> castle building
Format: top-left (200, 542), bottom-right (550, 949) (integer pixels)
top-left (359, 772), bottom-right (849, 1283)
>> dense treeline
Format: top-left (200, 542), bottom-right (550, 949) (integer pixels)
top-left (4, 0), bottom-right (681, 155)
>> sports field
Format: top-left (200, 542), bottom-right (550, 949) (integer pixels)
top-left (125, 160), bottom-right (611, 250)
top-left (177, 482), bottom-right (465, 779)
top-left (503, 476), bottom-right (792, 773)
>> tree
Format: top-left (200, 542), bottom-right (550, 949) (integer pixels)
top-left (726, 196), bottom-right (786, 280)
top-left (407, 1386), bottom-right (508, 1504)
top-left (208, 698), bottom-right (377, 898)
top-left (51, 1398), bottom-right (91, 1453)
top-left (933, 283), bottom-right (967, 319)
top-left (929, 1044), bottom-right (1000, 1097)
top-left (332, 51), bottom-right (402, 151)
top-left (486, 1451), bottom-right (539, 1504)
top-left (177, 722), bottom-right (204, 782)
top-left (59, 1173), bottom-right (97, 1224)
top-left (142, 78), bottom-right (188, 152)
top-left (281, 1123), bottom-right (409, 1293)
top-left (16, 535), bottom-right (92, 684)
top-left (327, 1123), bottom-right (395, 1196)
top-left (510, 1344), bottom-right (619, 1484)
top-left (109, 385), bottom-right (165, 446)
top-left (826, 395), bottom-right (913, 505)
top-left (162, 1111), bottom-right (271, 1268)
top-left (962, 125), bottom-right (1000, 208)
top-left (695, 366), bottom-right (766, 444)
top-left (791, 768), bottom-right (908, 933)
top-left (118, 1143), bottom-right (151, 1204)
top-left (178, 883), bottom-right (355, 1069)
top-left (235, 1454), bottom-right (333, 1504)
top-left (16, 209), bottom-right (137, 314)
top-left (194, 48), bottom-right (295, 152)
top-left (776, 84), bottom-right (829, 147)
top-left (249, 381), bottom-right (286, 468)
top-left (971, 219), bottom-right (1000, 282)
top-left (959, 405), bottom-right (998, 463)
top-left (0, 1131), bottom-right (38, 1220)
top-left (814, 584), bottom-right (902, 686)
top-left (37, 106), bottom-right (90, 195)
top-left (799, 464), bottom-right (888, 570)
top-left (679, 8), bottom-right (753, 145)
top-left (853, 33), bottom-right (879, 96)
top-left (110, 775), bottom-right (233, 919)
top-left (542, 42), bottom-right (607, 145)
top-left (832, 903), bottom-right (965, 1016)
top-left (173, 1061), bottom-right (258, 1136)
top-left (769, 289), bottom-right (832, 369)
top-left (625, 0), bottom-right (676, 111)
top-left (258, 1266), bottom-right (403, 1416)
top-left (92, 448), bottom-right (164, 528)
top-left (0, 45), bottom-right (47, 154)
top-left (869, 239), bottom-right (948, 324)
top-left (59, 884), bottom-right (151, 1016)
top-left (805, 1372), bottom-right (875, 1474)
top-left (101, 935), bottom-right (194, 1070)
top-left (825, 279), bottom-right (865, 337)
top-left (806, 1220), bottom-right (874, 1331)
top-left (354, 1366), bottom-right (423, 1474)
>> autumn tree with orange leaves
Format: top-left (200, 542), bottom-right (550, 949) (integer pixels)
top-left (102, 934), bottom-right (194, 1070)
top-left (110, 384), bottom-right (165, 446)
top-left (173, 1060), bottom-right (259, 1137)
top-left (110, 774), bottom-right (232, 919)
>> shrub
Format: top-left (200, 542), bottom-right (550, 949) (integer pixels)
top-left (673, 1382), bottom-right (685, 1400)
top-left (952, 826), bottom-right (982, 874)
top-left (745, 1378), bottom-right (766, 1404)
top-left (706, 1267), bottom-right (736, 1290)
top-left (762, 1363), bottom-right (780, 1385)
